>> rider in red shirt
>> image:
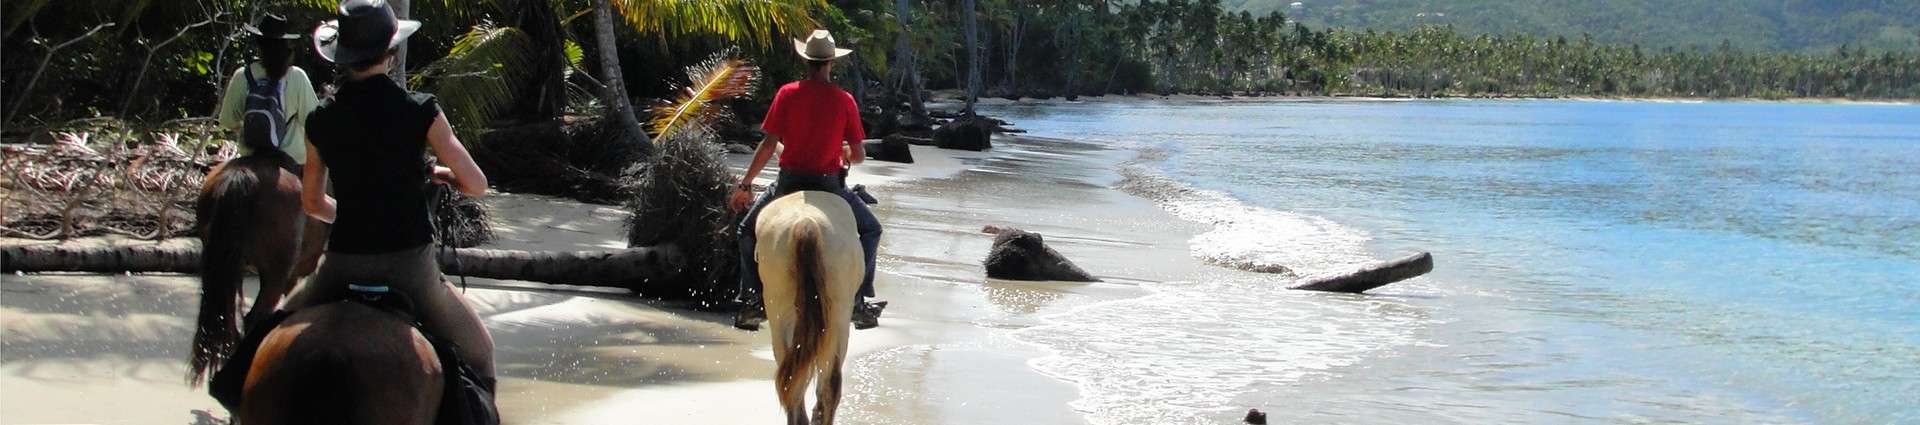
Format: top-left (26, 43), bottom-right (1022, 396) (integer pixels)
top-left (730, 29), bottom-right (884, 330)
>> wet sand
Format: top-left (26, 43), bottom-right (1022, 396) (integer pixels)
top-left (2, 134), bottom-right (1205, 424)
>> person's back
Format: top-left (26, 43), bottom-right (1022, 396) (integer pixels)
top-left (765, 80), bottom-right (862, 176)
top-left (216, 14), bottom-right (319, 166)
top-left (304, 73), bottom-right (437, 254)
top-left (288, 0), bottom-right (499, 416)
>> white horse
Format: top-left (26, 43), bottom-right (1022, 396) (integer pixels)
top-left (756, 191), bottom-right (866, 425)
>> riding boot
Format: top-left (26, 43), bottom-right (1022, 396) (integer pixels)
top-left (207, 310), bottom-right (293, 411)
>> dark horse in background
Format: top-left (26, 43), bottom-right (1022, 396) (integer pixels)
top-left (186, 145), bottom-right (306, 384)
top-left (187, 141), bottom-right (443, 423)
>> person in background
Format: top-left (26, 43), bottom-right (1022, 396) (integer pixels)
top-left (217, 13), bottom-right (320, 168)
top-left (215, 13), bottom-right (328, 277)
top-left (730, 29), bottom-right (886, 331)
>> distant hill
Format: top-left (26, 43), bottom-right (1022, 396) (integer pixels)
top-left (1215, 0), bottom-right (1920, 53)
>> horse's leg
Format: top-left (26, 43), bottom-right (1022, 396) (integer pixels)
top-left (291, 216), bottom-right (327, 278)
top-left (772, 327), bottom-right (811, 425)
top-left (244, 178), bottom-right (304, 329)
top-left (243, 238), bottom-right (296, 329)
top-left (812, 352), bottom-right (847, 425)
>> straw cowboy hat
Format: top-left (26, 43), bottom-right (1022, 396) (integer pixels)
top-left (794, 29), bottom-right (853, 61)
top-left (312, 0), bottom-right (421, 64)
top-left (244, 14), bottom-right (302, 40)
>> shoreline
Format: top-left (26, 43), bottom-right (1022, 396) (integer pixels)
top-left (930, 90), bottom-right (1919, 107)
top-left (1, 133), bottom-right (1182, 424)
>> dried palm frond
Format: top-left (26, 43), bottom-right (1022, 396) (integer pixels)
top-left (647, 53), bottom-right (759, 144)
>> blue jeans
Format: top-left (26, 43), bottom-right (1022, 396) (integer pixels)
top-left (738, 171), bottom-right (881, 300)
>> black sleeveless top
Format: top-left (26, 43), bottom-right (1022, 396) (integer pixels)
top-left (306, 74), bottom-right (439, 254)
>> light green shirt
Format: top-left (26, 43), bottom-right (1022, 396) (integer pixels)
top-left (217, 63), bottom-right (320, 164)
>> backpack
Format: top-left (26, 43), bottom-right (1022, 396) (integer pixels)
top-left (241, 65), bottom-right (292, 150)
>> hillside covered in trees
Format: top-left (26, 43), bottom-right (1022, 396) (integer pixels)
top-left (3, 0), bottom-right (1916, 136)
top-left (1218, 0), bottom-right (1920, 53)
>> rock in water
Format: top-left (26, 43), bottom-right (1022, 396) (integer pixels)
top-left (984, 228), bottom-right (1099, 282)
top-left (864, 136), bottom-right (915, 163)
top-left (1243, 409), bottom-right (1267, 424)
top-left (1287, 252), bottom-right (1434, 293)
top-left (935, 118), bottom-right (992, 151)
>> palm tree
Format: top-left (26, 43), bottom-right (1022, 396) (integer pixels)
top-left (893, 0), bottom-right (929, 123)
top-left (293, 0), bottom-right (820, 150)
top-left (961, 0), bottom-right (980, 115)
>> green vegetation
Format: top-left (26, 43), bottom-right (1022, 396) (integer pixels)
top-left (3, 0), bottom-right (1915, 135)
top-left (1219, 0), bottom-right (1920, 53)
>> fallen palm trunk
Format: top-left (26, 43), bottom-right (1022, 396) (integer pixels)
top-left (1, 243), bottom-right (203, 274)
top-left (1287, 252), bottom-right (1433, 293)
top-left (2, 243), bottom-right (687, 295)
top-left (433, 246), bottom-right (680, 292)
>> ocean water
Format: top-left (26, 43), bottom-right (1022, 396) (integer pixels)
top-left (983, 99), bottom-right (1920, 424)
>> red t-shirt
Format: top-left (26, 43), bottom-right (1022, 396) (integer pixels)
top-left (761, 80), bottom-right (865, 175)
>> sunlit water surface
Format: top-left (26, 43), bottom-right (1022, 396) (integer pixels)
top-left (984, 99), bottom-right (1920, 424)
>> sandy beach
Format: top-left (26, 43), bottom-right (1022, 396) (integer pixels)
top-left (2, 133), bottom-right (1207, 424)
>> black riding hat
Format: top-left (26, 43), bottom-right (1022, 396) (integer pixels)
top-left (244, 14), bottom-right (302, 40)
top-left (313, 0), bottom-right (421, 64)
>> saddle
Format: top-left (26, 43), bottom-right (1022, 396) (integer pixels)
top-left (208, 285), bottom-right (498, 425)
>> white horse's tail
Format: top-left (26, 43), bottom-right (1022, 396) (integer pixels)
top-left (775, 221), bottom-right (829, 403)
top-left (762, 192), bottom-right (862, 425)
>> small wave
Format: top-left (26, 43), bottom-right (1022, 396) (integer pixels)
top-left (1114, 151), bottom-right (1376, 276)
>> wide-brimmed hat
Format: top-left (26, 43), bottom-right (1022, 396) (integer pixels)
top-left (244, 14), bottom-right (302, 40)
top-left (313, 0), bottom-right (421, 64)
top-left (793, 29), bottom-right (852, 61)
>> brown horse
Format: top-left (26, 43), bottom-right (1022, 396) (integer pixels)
top-left (240, 301), bottom-right (444, 424)
top-left (757, 191), bottom-right (867, 425)
top-left (186, 151), bottom-right (309, 385)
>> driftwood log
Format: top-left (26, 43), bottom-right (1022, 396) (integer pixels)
top-left (2, 243), bottom-right (685, 295)
top-left (1287, 252), bottom-right (1433, 293)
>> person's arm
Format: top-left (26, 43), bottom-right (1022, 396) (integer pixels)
top-left (425, 112), bottom-right (487, 197)
top-left (845, 138), bottom-right (866, 165)
top-left (302, 142), bottom-right (336, 223)
top-left (216, 67), bottom-right (248, 132)
top-left (843, 97), bottom-right (867, 165)
top-left (730, 134), bottom-right (782, 212)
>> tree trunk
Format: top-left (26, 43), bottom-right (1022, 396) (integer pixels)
top-left (1288, 252), bottom-right (1433, 294)
top-left (436, 246), bottom-right (680, 292)
top-left (893, 0), bottom-right (929, 124)
top-left (2, 243), bottom-right (691, 296)
top-left (962, 0), bottom-right (980, 116)
top-left (510, 0), bottom-right (569, 122)
top-left (1, 243), bottom-right (202, 274)
top-left (390, 0), bottom-right (409, 83)
top-left (848, 52), bottom-right (866, 108)
top-left (593, 0), bottom-right (654, 151)
top-left (1002, 10), bottom-right (1023, 95)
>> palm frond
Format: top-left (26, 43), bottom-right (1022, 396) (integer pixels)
top-left (613, 0), bottom-right (825, 48)
top-left (414, 23), bottom-right (538, 135)
top-left (647, 53), bottom-right (759, 143)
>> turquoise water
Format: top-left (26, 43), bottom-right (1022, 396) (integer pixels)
top-left (985, 100), bottom-right (1919, 424)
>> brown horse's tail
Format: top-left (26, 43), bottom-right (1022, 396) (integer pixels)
top-left (776, 222), bottom-right (830, 399)
top-left (188, 155), bottom-right (268, 385)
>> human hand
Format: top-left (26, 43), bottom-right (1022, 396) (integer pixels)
top-left (430, 166), bottom-right (455, 185)
top-left (729, 186), bottom-right (754, 213)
